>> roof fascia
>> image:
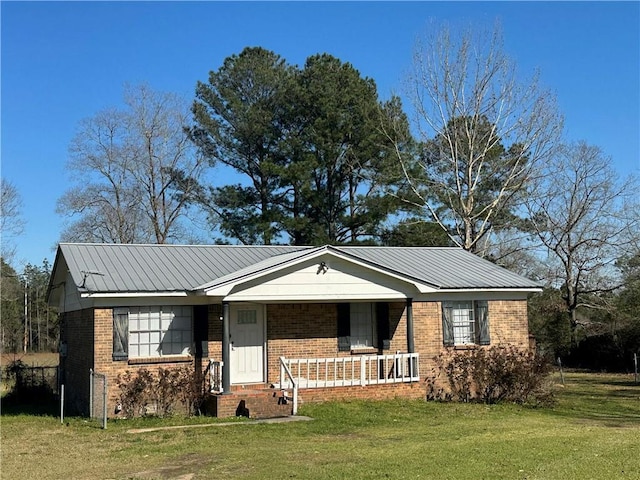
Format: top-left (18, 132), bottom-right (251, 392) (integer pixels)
top-left (435, 287), bottom-right (543, 293)
top-left (82, 292), bottom-right (192, 298)
top-left (46, 246), bottom-right (68, 306)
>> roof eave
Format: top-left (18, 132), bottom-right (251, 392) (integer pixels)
top-left (81, 291), bottom-right (193, 298)
top-left (436, 287), bottom-right (543, 293)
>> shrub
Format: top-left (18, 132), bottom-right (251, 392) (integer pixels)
top-left (116, 368), bottom-right (154, 417)
top-left (426, 346), bottom-right (554, 406)
top-left (116, 366), bottom-right (205, 418)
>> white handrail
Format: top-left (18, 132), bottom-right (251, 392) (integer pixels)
top-left (208, 359), bottom-right (224, 393)
top-left (279, 356), bottom-right (298, 415)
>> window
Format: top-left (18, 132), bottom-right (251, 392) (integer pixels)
top-left (237, 309), bottom-right (257, 324)
top-left (350, 303), bottom-right (376, 349)
top-left (112, 306), bottom-right (192, 360)
top-left (337, 302), bottom-right (390, 352)
top-left (442, 300), bottom-right (490, 346)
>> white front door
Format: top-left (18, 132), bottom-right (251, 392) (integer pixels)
top-left (229, 304), bottom-right (265, 384)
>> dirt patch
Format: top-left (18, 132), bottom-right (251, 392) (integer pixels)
top-left (129, 453), bottom-right (206, 480)
top-left (127, 415), bottom-right (313, 434)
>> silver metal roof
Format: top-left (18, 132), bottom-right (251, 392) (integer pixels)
top-left (54, 243), bottom-right (308, 293)
top-left (51, 243), bottom-right (540, 296)
top-left (334, 246), bottom-right (540, 289)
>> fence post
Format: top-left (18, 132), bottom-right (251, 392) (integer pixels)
top-left (634, 353), bottom-right (638, 384)
top-left (557, 357), bottom-right (565, 386)
top-left (102, 376), bottom-right (108, 430)
top-left (60, 384), bottom-right (65, 424)
top-left (89, 369), bottom-right (94, 417)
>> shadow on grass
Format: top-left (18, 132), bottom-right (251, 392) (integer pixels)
top-left (1, 392), bottom-right (60, 417)
top-left (547, 374), bottom-right (640, 427)
top-left (0, 384), bottom-right (60, 416)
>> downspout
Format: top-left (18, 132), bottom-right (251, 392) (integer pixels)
top-left (222, 301), bottom-right (231, 394)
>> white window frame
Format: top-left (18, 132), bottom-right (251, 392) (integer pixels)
top-left (117, 306), bottom-right (193, 359)
top-left (450, 301), bottom-right (475, 345)
top-left (350, 302), bottom-right (377, 349)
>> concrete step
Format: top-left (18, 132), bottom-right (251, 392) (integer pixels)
top-left (204, 387), bottom-right (293, 419)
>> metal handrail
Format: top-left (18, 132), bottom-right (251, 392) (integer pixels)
top-left (279, 356), bottom-right (298, 415)
top-left (207, 359), bottom-right (224, 393)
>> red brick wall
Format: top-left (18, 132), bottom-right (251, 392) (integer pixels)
top-left (411, 300), bottom-right (531, 376)
top-left (265, 299), bottom-right (530, 388)
top-left (95, 307), bottom-right (197, 418)
top-left (489, 300), bottom-right (530, 346)
top-left (298, 381), bottom-right (426, 404)
top-left (266, 304), bottom-right (338, 383)
top-left (60, 298), bottom-right (530, 416)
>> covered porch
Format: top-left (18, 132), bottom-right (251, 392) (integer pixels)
top-left (195, 247), bottom-right (430, 417)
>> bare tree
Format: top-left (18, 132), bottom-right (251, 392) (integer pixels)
top-left (394, 22), bottom-right (563, 254)
top-left (525, 142), bottom-right (639, 343)
top-left (0, 178), bottom-right (25, 260)
top-left (57, 84), bottom-right (206, 244)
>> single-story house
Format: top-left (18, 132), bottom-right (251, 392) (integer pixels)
top-left (47, 243), bottom-right (541, 418)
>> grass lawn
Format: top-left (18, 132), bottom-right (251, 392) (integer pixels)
top-left (1, 372), bottom-right (639, 480)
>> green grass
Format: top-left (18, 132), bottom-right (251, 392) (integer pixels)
top-left (2, 372), bottom-right (639, 479)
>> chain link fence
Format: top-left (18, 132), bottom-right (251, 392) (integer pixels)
top-left (89, 369), bottom-right (108, 429)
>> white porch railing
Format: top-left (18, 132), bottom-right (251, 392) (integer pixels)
top-left (207, 359), bottom-right (224, 393)
top-left (278, 352), bottom-right (419, 390)
top-left (278, 357), bottom-right (298, 415)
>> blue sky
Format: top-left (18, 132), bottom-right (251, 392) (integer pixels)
top-left (2, 1), bottom-right (639, 268)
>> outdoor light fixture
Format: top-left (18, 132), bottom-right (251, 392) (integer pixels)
top-left (317, 261), bottom-right (329, 274)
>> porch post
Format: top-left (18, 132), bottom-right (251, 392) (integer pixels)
top-left (222, 301), bottom-right (231, 394)
top-left (406, 298), bottom-right (417, 378)
top-left (406, 298), bottom-right (415, 353)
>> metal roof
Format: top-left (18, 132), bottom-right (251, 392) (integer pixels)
top-left (52, 243), bottom-right (540, 295)
top-left (55, 243), bottom-right (308, 293)
top-left (333, 246), bottom-right (540, 289)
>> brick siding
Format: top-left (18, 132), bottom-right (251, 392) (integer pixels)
top-left (60, 298), bottom-right (530, 418)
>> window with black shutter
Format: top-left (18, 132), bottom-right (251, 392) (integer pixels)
top-left (336, 302), bottom-right (390, 351)
top-left (441, 300), bottom-right (490, 346)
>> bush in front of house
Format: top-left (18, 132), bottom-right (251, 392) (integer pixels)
top-left (425, 346), bottom-right (554, 406)
top-left (116, 366), bottom-right (205, 418)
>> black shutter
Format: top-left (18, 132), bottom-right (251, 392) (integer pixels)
top-left (112, 310), bottom-right (129, 361)
top-left (376, 302), bottom-right (390, 350)
top-left (475, 300), bottom-right (490, 345)
top-left (337, 303), bottom-right (351, 351)
top-left (442, 302), bottom-right (454, 346)
top-left (193, 305), bottom-right (209, 357)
